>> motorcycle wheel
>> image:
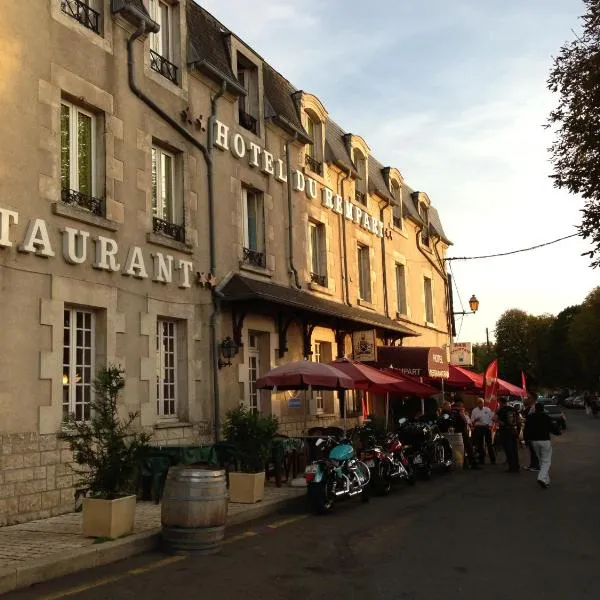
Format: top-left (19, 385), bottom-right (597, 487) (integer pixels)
top-left (360, 485), bottom-right (370, 503)
top-left (373, 463), bottom-right (392, 496)
top-left (307, 481), bottom-right (334, 515)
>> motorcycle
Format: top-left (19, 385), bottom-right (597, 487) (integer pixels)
top-left (396, 415), bottom-right (453, 479)
top-left (350, 424), bottom-right (414, 495)
top-left (304, 435), bottom-right (371, 514)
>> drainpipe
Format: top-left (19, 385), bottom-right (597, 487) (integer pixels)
top-left (127, 24), bottom-right (225, 442)
top-left (380, 203), bottom-right (390, 318)
top-left (339, 169), bottom-right (352, 305)
top-left (433, 238), bottom-right (453, 344)
top-left (285, 136), bottom-right (302, 289)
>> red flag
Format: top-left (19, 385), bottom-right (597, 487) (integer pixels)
top-left (521, 370), bottom-right (527, 394)
top-left (484, 359), bottom-right (499, 410)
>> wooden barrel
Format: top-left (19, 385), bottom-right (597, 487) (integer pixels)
top-left (161, 466), bottom-right (228, 556)
top-left (443, 433), bottom-right (465, 468)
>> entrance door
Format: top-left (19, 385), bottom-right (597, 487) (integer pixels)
top-left (248, 332), bottom-right (260, 413)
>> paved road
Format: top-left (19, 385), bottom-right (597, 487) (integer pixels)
top-left (7, 411), bottom-right (600, 600)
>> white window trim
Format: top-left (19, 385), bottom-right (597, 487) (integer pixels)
top-left (148, 0), bottom-right (173, 60)
top-left (312, 341), bottom-right (324, 413)
top-left (63, 308), bottom-right (95, 422)
top-left (424, 276), bottom-right (435, 325)
top-left (309, 221), bottom-right (327, 278)
top-left (247, 332), bottom-right (260, 413)
top-left (61, 99), bottom-right (97, 197)
top-left (242, 186), bottom-right (264, 252)
top-left (152, 145), bottom-right (175, 223)
top-left (156, 319), bottom-right (178, 418)
top-left (395, 263), bottom-right (407, 316)
top-left (358, 244), bottom-right (372, 302)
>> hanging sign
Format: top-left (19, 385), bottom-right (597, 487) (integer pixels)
top-left (450, 342), bottom-right (473, 367)
top-left (352, 330), bottom-right (377, 362)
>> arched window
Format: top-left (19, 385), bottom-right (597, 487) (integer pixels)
top-left (391, 181), bottom-right (402, 228)
top-left (354, 150), bottom-right (367, 206)
top-left (305, 112), bottom-right (323, 175)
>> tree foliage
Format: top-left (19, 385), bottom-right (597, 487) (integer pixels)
top-left (59, 365), bottom-right (151, 499)
top-left (568, 287), bottom-right (600, 387)
top-left (547, 0), bottom-right (600, 266)
top-left (495, 309), bottom-right (532, 385)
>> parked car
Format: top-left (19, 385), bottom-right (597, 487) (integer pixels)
top-left (544, 404), bottom-right (567, 431)
top-left (571, 395), bottom-right (585, 409)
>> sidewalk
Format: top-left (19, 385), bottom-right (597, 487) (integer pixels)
top-left (0, 483), bottom-right (306, 595)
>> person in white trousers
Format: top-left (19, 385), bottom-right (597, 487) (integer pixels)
top-left (524, 402), bottom-right (557, 489)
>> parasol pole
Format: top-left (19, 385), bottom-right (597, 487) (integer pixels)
top-left (385, 392), bottom-right (389, 432)
top-left (304, 385), bottom-right (311, 436)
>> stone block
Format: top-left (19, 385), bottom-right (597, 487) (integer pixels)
top-left (96, 531), bottom-right (160, 567)
top-left (5, 468), bottom-right (35, 483)
top-left (42, 490), bottom-right (61, 510)
top-left (106, 199), bottom-right (124, 223)
top-left (23, 453), bottom-right (41, 468)
top-left (167, 427), bottom-right (184, 440)
top-left (107, 115), bottom-right (124, 140)
top-left (60, 488), bottom-right (74, 506)
top-left (46, 465), bottom-right (56, 490)
top-left (5, 497), bottom-right (18, 515)
top-left (55, 463), bottom-right (72, 476)
top-left (56, 475), bottom-right (73, 489)
top-left (2, 454), bottom-right (23, 469)
top-left (38, 79), bottom-right (60, 108)
top-left (39, 173), bottom-right (60, 202)
top-left (34, 466), bottom-right (47, 480)
top-left (18, 493), bottom-right (41, 513)
top-left (41, 450), bottom-right (61, 465)
top-left (15, 479), bottom-right (47, 495)
top-left (39, 435), bottom-right (57, 451)
top-left (60, 449), bottom-right (73, 463)
top-left (0, 567), bottom-right (17, 596)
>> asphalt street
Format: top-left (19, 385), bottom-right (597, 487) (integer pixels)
top-left (7, 410), bottom-right (599, 600)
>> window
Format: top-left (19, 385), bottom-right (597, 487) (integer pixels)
top-left (148, 0), bottom-right (178, 84)
top-left (424, 277), bottom-right (434, 324)
top-left (354, 151), bottom-right (367, 206)
top-left (391, 182), bottom-right (402, 228)
top-left (248, 333), bottom-right (260, 413)
top-left (309, 222), bottom-right (327, 287)
top-left (419, 203), bottom-right (430, 247)
top-left (242, 187), bottom-right (266, 268)
top-left (151, 146), bottom-right (184, 241)
top-left (61, 0), bottom-right (102, 35)
top-left (237, 54), bottom-right (259, 134)
top-left (395, 263), bottom-right (407, 316)
top-left (156, 319), bottom-right (177, 417)
top-left (345, 389), bottom-right (364, 416)
top-left (312, 342), bottom-right (324, 413)
top-left (305, 114), bottom-right (323, 175)
top-left (357, 245), bottom-right (371, 302)
top-left (63, 308), bottom-right (95, 421)
top-left (61, 100), bottom-right (103, 215)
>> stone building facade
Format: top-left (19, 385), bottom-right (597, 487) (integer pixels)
top-left (0, 0), bottom-right (452, 524)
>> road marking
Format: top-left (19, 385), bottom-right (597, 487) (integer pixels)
top-left (267, 515), bottom-right (308, 529)
top-left (36, 515), bottom-right (307, 598)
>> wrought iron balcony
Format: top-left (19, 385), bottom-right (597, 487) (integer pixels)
top-left (239, 109), bottom-right (258, 135)
top-left (153, 217), bottom-right (185, 242)
top-left (243, 247), bottom-right (266, 268)
top-left (61, 0), bottom-right (101, 34)
top-left (310, 272), bottom-right (327, 287)
top-left (305, 154), bottom-right (323, 176)
top-left (149, 50), bottom-right (178, 85)
top-left (61, 188), bottom-right (104, 217)
top-left (355, 190), bottom-right (367, 205)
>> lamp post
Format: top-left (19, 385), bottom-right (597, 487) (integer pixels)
top-left (453, 294), bottom-right (479, 316)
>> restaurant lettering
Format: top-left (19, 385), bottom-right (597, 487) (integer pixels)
top-left (0, 208), bottom-right (196, 288)
top-left (213, 120), bottom-right (384, 238)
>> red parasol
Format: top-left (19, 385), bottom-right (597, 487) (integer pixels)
top-left (496, 377), bottom-right (527, 398)
top-left (255, 360), bottom-right (354, 391)
top-left (380, 369), bottom-right (440, 396)
top-left (328, 358), bottom-right (407, 393)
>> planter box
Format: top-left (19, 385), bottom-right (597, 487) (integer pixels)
top-left (228, 471), bottom-right (265, 504)
top-left (82, 495), bottom-right (136, 539)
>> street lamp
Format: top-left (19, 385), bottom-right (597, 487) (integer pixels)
top-left (454, 294), bottom-right (479, 316)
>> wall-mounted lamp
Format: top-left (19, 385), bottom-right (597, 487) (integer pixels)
top-left (453, 294), bottom-right (480, 316)
top-left (218, 336), bottom-right (238, 369)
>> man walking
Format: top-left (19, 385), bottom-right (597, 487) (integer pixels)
top-left (522, 394), bottom-right (540, 471)
top-left (451, 400), bottom-right (480, 470)
top-left (495, 397), bottom-right (520, 473)
top-left (524, 402), bottom-right (556, 488)
top-left (470, 397), bottom-right (496, 465)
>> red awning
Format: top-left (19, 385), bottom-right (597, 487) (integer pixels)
top-left (380, 369), bottom-right (440, 397)
top-left (496, 377), bottom-right (527, 398)
top-left (328, 358), bottom-right (406, 394)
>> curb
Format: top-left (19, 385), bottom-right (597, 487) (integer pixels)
top-left (0, 493), bottom-right (306, 596)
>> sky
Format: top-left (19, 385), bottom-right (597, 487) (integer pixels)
top-left (200, 0), bottom-right (598, 343)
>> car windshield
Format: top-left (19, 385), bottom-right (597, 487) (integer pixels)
top-left (545, 405), bottom-right (561, 414)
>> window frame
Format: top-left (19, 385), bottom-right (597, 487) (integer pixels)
top-left (357, 244), bottom-right (372, 302)
top-left (156, 318), bottom-right (178, 418)
top-left (247, 332), bottom-right (260, 413)
top-left (424, 276), bottom-right (434, 324)
top-left (309, 221), bottom-right (327, 283)
top-left (151, 145), bottom-right (176, 223)
top-left (148, 0), bottom-right (173, 60)
top-left (312, 341), bottom-right (324, 413)
top-left (62, 308), bottom-right (95, 422)
top-left (391, 182), bottom-right (403, 229)
top-left (242, 186), bottom-right (265, 253)
top-left (395, 263), bottom-right (408, 316)
top-left (419, 202), bottom-right (430, 247)
top-left (61, 99), bottom-right (97, 198)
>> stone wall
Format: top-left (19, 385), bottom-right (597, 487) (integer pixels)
top-left (277, 415), bottom-right (360, 438)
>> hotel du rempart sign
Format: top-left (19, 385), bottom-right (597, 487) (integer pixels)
top-left (0, 124), bottom-right (385, 288)
top-left (213, 120), bottom-right (386, 238)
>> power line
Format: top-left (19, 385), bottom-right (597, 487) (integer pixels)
top-left (445, 233), bottom-right (579, 262)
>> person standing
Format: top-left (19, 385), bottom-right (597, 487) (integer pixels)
top-left (470, 397), bottom-right (496, 465)
top-left (495, 397), bottom-right (520, 473)
top-left (524, 402), bottom-right (556, 488)
top-left (451, 400), bottom-right (480, 470)
top-left (522, 394), bottom-right (540, 471)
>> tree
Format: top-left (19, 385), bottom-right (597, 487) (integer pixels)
top-left (547, 0), bottom-right (600, 266)
top-left (568, 287), bottom-right (600, 388)
top-left (548, 305), bottom-right (582, 388)
top-left (472, 342), bottom-right (496, 373)
top-left (495, 309), bottom-right (532, 385)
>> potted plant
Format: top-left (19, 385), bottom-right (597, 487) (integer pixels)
top-left (222, 405), bottom-right (278, 503)
top-left (59, 365), bottom-right (151, 538)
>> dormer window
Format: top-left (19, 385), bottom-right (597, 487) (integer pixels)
top-left (419, 202), bottom-right (430, 246)
top-left (237, 54), bottom-right (259, 135)
top-left (354, 150), bottom-right (367, 206)
top-left (305, 113), bottom-right (323, 176)
top-left (391, 181), bottom-right (402, 229)
top-left (148, 0), bottom-right (178, 85)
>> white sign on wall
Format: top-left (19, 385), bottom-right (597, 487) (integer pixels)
top-left (450, 342), bottom-right (473, 367)
top-left (352, 330), bottom-right (377, 362)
